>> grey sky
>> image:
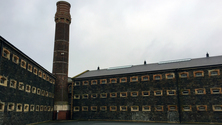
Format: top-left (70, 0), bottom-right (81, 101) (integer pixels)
top-left (1, 0), bottom-right (222, 77)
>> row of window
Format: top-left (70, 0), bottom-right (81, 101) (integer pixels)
top-left (74, 88), bottom-right (222, 99)
top-left (0, 76), bottom-right (54, 98)
top-left (75, 69), bottom-right (220, 86)
top-left (0, 102), bottom-right (53, 112)
top-left (73, 105), bottom-right (222, 112)
top-left (2, 48), bottom-right (55, 84)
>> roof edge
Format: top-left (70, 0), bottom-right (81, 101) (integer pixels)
top-left (72, 70), bottom-right (89, 79)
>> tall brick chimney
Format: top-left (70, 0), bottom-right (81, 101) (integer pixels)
top-left (52, 1), bottom-right (71, 120)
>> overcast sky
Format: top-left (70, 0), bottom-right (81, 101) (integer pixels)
top-left (1, 0), bottom-right (222, 77)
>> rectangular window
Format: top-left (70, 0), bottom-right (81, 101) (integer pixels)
top-left (212, 105), bottom-right (222, 111)
top-left (83, 81), bottom-right (89, 85)
top-left (120, 92), bottom-right (127, 97)
top-left (120, 106), bottom-right (127, 111)
top-left (182, 105), bottom-right (192, 111)
top-left (18, 82), bottom-right (24, 90)
top-left (195, 88), bottom-right (206, 95)
top-left (142, 91), bottom-right (150, 96)
top-left (120, 77), bottom-right (127, 83)
top-left (36, 105), bottom-right (39, 111)
top-left (7, 102), bottom-right (14, 111)
top-left (179, 72), bottom-right (189, 78)
top-left (43, 73), bottom-right (46, 80)
top-left (44, 106), bottom-right (47, 111)
top-left (91, 80), bottom-right (97, 85)
top-left (3, 48), bottom-right (10, 60)
top-left (130, 76), bottom-right (138, 82)
top-left (209, 69), bottom-right (220, 76)
top-left (16, 103), bottom-right (22, 112)
top-left (91, 106), bottom-right (97, 111)
top-left (33, 67), bottom-right (38, 75)
top-left (37, 88), bottom-right (41, 95)
top-left (47, 106), bottom-right (51, 111)
top-left (110, 78), bottom-right (117, 83)
top-left (196, 105), bottom-right (207, 111)
top-left (45, 91), bottom-right (48, 97)
top-left (28, 64), bottom-right (32, 72)
top-left (41, 90), bottom-right (45, 96)
top-left (181, 89), bottom-right (190, 95)
top-left (167, 90), bottom-right (176, 96)
top-left (100, 93), bottom-right (107, 98)
top-left (154, 90), bottom-right (163, 96)
top-left (25, 84), bottom-right (31, 93)
top-left (75, 82), bottom-right (80, 86)
top-left (38, 70), bottom-right (42, 77)
top-left (193, 71), bottom-right (204, 77)
top-left (131, 106), bottom-right (139, 111)
top-left (110, 92), bottom-right (117, 98)
top-left (165, 73), bottom-right (175, 79)
top-left (12, 54), bottom-right (19, 64)
top-left (0, 102), bottom-right (5, 112)
top-left (40, 105), bottom-right (44, 111)
top-left (91, 94), bottom-right (97, 98)
top-left (100, 79), bottom-right (107, 84)
top-left (20, 59), bottom-right (26, 69)
top-left (30, 105), bottom-right (35, 111)
top-left (9, 79), bottom-right (17, 89)
top-left (24, 104), bottom-right (29, 112)
top-left (82, 106), bottom-right (88, 111)
top-left (210, 88), bottom-right (221, 94)
top-left (153, 74), bottom-right (162, 80)
top-left (0, 76), bottom-right (7, 87)
top-left (32, 86), bottom-right (36, 94)
top-left (155, 105), bottom-right (164, 111)
top-left (142, 106), bottom-right (151, 111)
top-left (110, 106), bottom-right (117, 111)
top-left (131, 91), bottom-right (138, 97)
top-left (74, 106), bottom-right (80, 111)
top-left (100, 106), bottom-right (107, 111)
top-left (141, 75), bottom-right (149, 81)
top-left (82, 94), bottom-right (88, 99)
top-left (168, 105), bottom-right (177, 111)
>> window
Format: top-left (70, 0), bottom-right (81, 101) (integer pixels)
top-left (153, 74), bottom-right (162, 80)
top-left (154, 90), bottom-right (163, 96)
top-left (25, 84), bottom-right (31, 93)
top-left (110, 78), bottom-right (117, 83)
top-left (100, 106), bottom-right (107, 111)
top-left (52, 80), bottom-right (55, 84)
top-left (210, 88), bottom-right (221, 94)
top-left (195, 88), bottom-right (206, 95)
top-left (196, 105), bottom-right (207, 111)
top-left (32, 86), bottom-right (36, 93)
top-left (41, 90), bottom-right (45, 96)
top-left (120, 106), bottom-right (127, 111)
top-left (182, 105), bottom-right (192, 111)
top-left (47, 106), bottom-right (51, 111)
top-left (91, 94), bottom-right (97, 98)
top-left (40, 105), bottom-right (43, 111)
top-left (91, 80), bottom-right (97, 85)
top-left (131, 91), bottom-right (138, 97)
top-left (141, 75), bottom-right (149, 81)
top-left (212, 105), bottom-right (222, 111)
top-left (38, 70), bottom-right (42, 77)
top-left (179, 72), bottom-right (189, 78)
top-left (110, 106), bottom-right (117, 111)
top-left (2, 48), bottom-right (10, 60)
top-left (209, 69), bottom-right (220, 76)
top-left (48, 92), bottom-right (52, 98)
top-left (142, 106), bottom-right (151, 111)
top-left (49, 78), bottom-right (52, 83)
top-left (0, 76), bottom-right (7, 87)
top-left (75, 82), bottom-right (80, 86)
top-left (142, 91), bottom-right (150, 96)
top-left (45, 91), bottom-right (48, 97)
top-left (37, 88), bottom-right (41, 95)
top-left (82, 106), bottom-right (88, 111)
top-left (9, 79), bottom-right (16, 89)
top-left (0, 102), bottom-right (5, 112)
top-left (16, 103), bottom-right (22, 112)
top-left (74, 106), bottom-right (79, 111)
top-left (168, 105), bottom-right (177, 111)
top-left (12, 54), bottom-right (19, 64)
top-left (155, 105), bottom-right (164, 111)
top-left (167, 90), bottom-right (176, 96)
top-left (110, 92), bottom-right (117, 98)
top-left (51, 107), bottom-right (53, 111)
top-left (166, 73), bottom-right (175, 79)
top-left (131, 106), bottom-right (139, 111)
top-left (100, 93), bottom-right (107, 98)
top-left (44, 106), bottom-right (47, 111)
top-left (193, 71), bottom-right (204, 77)
top-left (120, 92), bottom-right (127, 97)
top-left (20, 60), bottom-right (26, 69)
top-left (46, 76), bottom-right (49, 81)
top-left (18, 82), bottom-right (24, 90)
top-left (120, 77), bottom-right (127, 83)
top-left (181, 89), bottom-right (190, 95)
top-left (36, 105), bottom-right (39, 111)
top-left (33, 67), bottom-right (38, 75)
top-left (83, 81), bottom-right (89, 85)
top-left (7, 103), bottom-right (15, 111)
top-left (82, 94), bottom-right (88, 99)
top-left (24, 104), bottom-right (29, 112)
top-left (27, 64), bottom-right (32, 72)
top-left (30, 105), bottom-right (35, 111)
top-left (130, 76), bottom-right (138, 82)
top-left (43, 73), bottom-right (46, 80)
top-left (91, 106), bottom-right (97, 111)
top-left (100, 79), bottom-right (107, 84)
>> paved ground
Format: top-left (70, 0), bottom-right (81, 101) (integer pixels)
top-left (36, 121), bottom-right (221, 125)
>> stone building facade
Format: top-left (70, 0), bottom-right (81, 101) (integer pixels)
top-left (71, 56), bottom-right (222, 123)
top-left (0, 36), bottom-right (55, 124)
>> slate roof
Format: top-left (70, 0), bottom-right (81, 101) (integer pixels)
top-left (75, 55), bottom-right (222, 79)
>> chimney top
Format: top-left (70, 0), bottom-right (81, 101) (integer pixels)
top-left (144, 60), bottom-right (146, 65)
top-left (206, 52), bottom-right (209, 58)
top-left (97, 66), bottom-right (100, 70)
